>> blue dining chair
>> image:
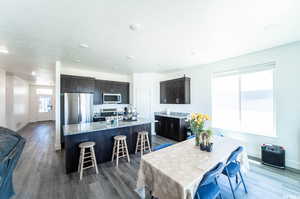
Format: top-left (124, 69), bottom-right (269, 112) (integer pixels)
top-left (222, 146), bottom-right (247, 199)
top-left (194, 162), bottom-right (224, 199)
top-left (152, 143), bottom-right (173, 151)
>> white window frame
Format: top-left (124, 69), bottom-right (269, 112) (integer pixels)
top-left (211, 62), bottom-right (277, 137)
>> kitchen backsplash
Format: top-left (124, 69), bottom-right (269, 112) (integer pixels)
top-left (93, 104), bottom-right (130, 114)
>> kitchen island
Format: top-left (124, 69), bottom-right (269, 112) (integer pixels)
top-left (63, 118), bottom-right (153, 173)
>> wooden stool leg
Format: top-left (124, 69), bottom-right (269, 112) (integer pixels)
top-left (141, 135), bottom-right (144, 156)
top-left (91, 146), bottom-right (99, 174)
top-left (78, 148), bottom-right (83, 173)
top-left (111, 139), bottom-right (116, 162)
top-left (146, 134), bottom-right (152, 152)
top-left (116, 140), bottom-right (120, 167)
top-left (122, 140), bottom-right (125, 158)
top-left (135, 134), bottom-right (140, 154)
top-left (124, 139), bottom-right (130, 163)
top-left (79, 148), bottom-right (85, 180)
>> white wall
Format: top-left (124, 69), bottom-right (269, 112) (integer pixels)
top-left (152, 42), bottom-right (300, 169)
top-left (6, 75), bottom-right (30, 131)
top-left (132, 73), bottom-right (163, 134)
top-left (29, 85), bottom-right (55, 122)
top-left (55, 61), bottom-right (61, 150)
top-left (0, 68), bottom-right (6, 127)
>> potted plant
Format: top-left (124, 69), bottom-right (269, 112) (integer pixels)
top-left (189, 113), bottom-right (211, 146)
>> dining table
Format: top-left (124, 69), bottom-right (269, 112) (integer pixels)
top-left (136, 136), bottom-right (249, 199)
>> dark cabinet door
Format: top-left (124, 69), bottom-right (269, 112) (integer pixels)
top-left (61, 75), bottom-right (79, 93)
top-left (61, 75), bottom-right (95, 93)
top-left (155, 116), bottom-right (167, 137)
top-left (160, 82), bottom-right (167, 104)
top-left (160, 77), bottom-right (190, 104)
top-left (172, 118), bottom-right (180, 140)
top-left (175, 79), bottom-right (185, 104)
top-left (120, 83), bottom-right (130, 104)
top-left (93, 80), bottom-right (130, 104)
top-left (165, 81), bottom-right (177, 104)
top-left (76, 77), bottom-right (95, 93)
top-left (94, 80), bottom-right (103, 105)
top-left (155, 116), bottom-right (161, 136)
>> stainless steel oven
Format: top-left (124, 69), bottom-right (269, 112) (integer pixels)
top-left (103, 93), bottom-right (122, 104)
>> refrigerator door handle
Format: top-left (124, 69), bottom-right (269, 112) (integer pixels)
top-left (78, 95), bottom-right (82, 123)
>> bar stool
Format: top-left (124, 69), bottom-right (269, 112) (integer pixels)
top-left (111, 135), bottom-right (130, 167)
top-left (135, 131), bottom-right (151, 156)
top-left (78, 141), bottom-right (99, 180)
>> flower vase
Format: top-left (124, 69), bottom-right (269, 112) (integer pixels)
top-left (195, 130), bottom-right (201, 146)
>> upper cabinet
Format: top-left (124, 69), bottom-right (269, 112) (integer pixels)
top-left (60, 75), bottom-right (130, 104)
top-left (160, 76), bottom-right (190, 104)
top-left (93, 80), bottom-right (130, 105)
top-left (61, 75), bottom-right (95, 93)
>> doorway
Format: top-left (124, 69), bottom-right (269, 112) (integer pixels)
top-left (30, 86), bottom-right (55, 122)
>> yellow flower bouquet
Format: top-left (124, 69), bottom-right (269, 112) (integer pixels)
top-left (189, 113), bottom-right (211, 146)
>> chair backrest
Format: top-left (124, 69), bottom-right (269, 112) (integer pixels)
top-left (199, 162), bottom-right (224, 186)
top-left (226, 146), bottom-right (243, 164)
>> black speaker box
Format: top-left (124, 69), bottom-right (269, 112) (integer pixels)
top-left (261, 144), bottom-right (285, 169)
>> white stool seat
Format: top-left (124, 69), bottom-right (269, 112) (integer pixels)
top-left (79, 141), bottom-right (95, 148)
top-left (114, 135), bottom-right (126, 141)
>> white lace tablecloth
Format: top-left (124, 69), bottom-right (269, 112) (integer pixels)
top-left (136, 136), bottom-right (249, 199)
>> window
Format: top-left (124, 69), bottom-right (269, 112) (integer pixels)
top-left (212, 63), bottom-right (275, 137)
top-left (39, 96), bottom-right (51, 113)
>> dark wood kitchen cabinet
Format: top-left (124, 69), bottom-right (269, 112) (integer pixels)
top-left (160, 76), bottom-right (190, 104)
top-left (61, 75), bottom-right (95, 93)
top-left (155, 116), bottom-right (188, 141)
top-left (60, 74), bottom-right (130, 104)
top-left (93, 80), bottom-right (130, 105)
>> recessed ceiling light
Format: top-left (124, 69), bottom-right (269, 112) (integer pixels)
top-left (191, 50), bottom-right (197, 56)
top-left (0, 46), bottom-right (9, 54)
top-left (126, 55), bottom-right (134, 60)
top-left (31, 71), bottom-right (36, 76)
top-left (79, 43), bottom-right (89, 48)
top-left (129, 24), bottom-right (141, 31)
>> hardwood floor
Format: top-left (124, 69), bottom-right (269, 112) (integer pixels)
top-left (12, 122), bottom-right (300, 199)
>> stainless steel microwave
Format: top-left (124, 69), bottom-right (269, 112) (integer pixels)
top-left (103, 93), bottom-right (122, 104)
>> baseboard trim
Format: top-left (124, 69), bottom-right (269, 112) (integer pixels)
top-left (16, 123), bottom-right (29, 132)
top-left (248, 155), bottom-right (300, 174)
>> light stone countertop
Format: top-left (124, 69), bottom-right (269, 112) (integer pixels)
top-left (154, 112), bottom-right (190, 119)
top-left (63, 118), bottom-right (155, 136)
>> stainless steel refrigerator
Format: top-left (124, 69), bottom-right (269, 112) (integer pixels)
top-left (64, 93), bottom-right (93, 125)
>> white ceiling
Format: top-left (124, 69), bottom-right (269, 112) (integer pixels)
top-left (1, 0), bottom-right (300, 85)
